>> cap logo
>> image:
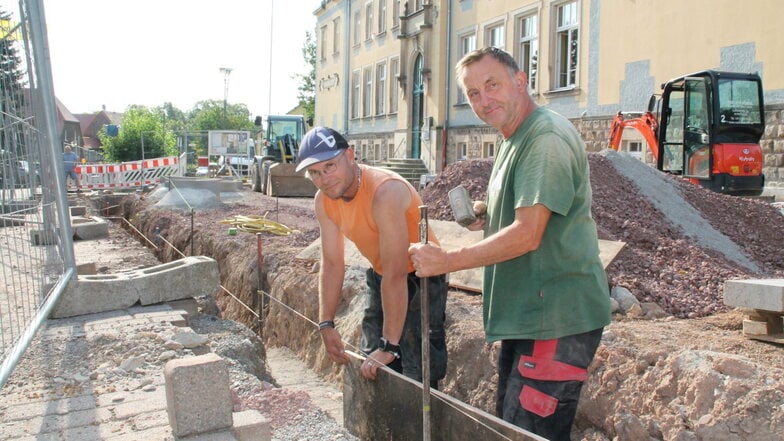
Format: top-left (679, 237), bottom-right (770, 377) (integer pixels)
top-left (315, 130), bottom-right (337, 149)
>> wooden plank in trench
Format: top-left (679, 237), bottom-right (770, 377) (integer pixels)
top-left (342, 351), bottom-right (546, 441)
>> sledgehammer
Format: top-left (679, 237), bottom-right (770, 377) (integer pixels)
top-left (418, 205), bottom-right (431, 441)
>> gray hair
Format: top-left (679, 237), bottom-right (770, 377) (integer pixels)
top-left (456, 47), bottom-right (520, 86)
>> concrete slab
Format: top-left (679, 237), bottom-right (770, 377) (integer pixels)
top-left (342, 351), bottom-right (546, 441)
top-left (724, 279), bottom-right (784, 312)
top-left (232, 410), bottom-right (270, 441)
top-left (166, 176), bottom-right (244, 194)
top-left (724, 279), bottom-right (784, 343)
top-left (72, 215), bottom-right (109, 240)
top-left (52, 256), bottom-right (220, 318)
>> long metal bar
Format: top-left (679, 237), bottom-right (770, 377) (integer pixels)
top-left (418, 205), bottom-right (431, 441)
top-left (27, 0), bottom-right (75, 270)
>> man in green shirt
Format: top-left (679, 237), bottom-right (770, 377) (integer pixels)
top-left (409, 47), bottom-right (611, 440)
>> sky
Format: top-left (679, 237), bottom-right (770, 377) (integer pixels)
top-left (3, 0), bottom-right (318, 117)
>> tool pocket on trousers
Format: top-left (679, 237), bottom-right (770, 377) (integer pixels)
top-left (519, 385), bottom-right (557, 418)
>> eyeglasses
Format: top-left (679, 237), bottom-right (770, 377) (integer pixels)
top-left (306, 151), bottom-right (345, 180)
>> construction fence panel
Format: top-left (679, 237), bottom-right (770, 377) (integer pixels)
top-left (1, 1), bottom-right (77, 387)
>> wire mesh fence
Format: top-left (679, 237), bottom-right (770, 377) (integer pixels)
top-left (0, 0), bottom-right (76, 387)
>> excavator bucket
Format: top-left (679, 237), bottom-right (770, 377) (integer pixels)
top-left (265, 162), bottom-right (317, 197)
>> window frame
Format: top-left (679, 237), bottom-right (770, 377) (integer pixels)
top-left (484, 21), bottom-right (505, 50)
top-left (332, 17), bottom-right (341, 55)
top-left (553, 0), bottom-right (580, 90)
top-left (363, 66), bottom-right (373, 117)
top-left (351, 70), bottom-right (361, 119)
top-left (378, 0), bottom-right (387, 34)
top-left (365, 2), bottom-right (374, 41)
top-left (375, 61), bottom-right (387, 116)
top-left (389, 57), bottom-right (400, 114)
top-left (515, 11), bottom-right (538, 93)
top-left (456, 31), bottom-right (477, 105)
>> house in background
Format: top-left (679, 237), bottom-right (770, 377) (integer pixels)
top-left (54, 98), bottom-right (82, 149)
top-left (75, 107), bottom-right (123, 162)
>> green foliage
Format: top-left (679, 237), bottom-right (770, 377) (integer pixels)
top-left (295, 30), bottom-right (316, 123)
top-left (98, 106), bottom-right (177, 162)
top-left (188, 99), bottom-right (255, 132)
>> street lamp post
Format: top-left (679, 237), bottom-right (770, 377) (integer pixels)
top-left (219, 67), bottom-right (233, 129)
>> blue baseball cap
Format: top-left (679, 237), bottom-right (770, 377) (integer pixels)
top-left (295, 126), bottom-right (349, 172)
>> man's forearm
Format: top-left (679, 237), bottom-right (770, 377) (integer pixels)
top-left (379, 273), bottom-right (408, 345)
top-left (318, 262), bottom-right (344, 321)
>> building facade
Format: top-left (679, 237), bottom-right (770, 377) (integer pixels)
top-left (313, 0), bottom-right (784, 185)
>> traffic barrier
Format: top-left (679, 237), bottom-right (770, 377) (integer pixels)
top-left (68, 156), bottom-right (179, 191)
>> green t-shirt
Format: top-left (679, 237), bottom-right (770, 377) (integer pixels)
top-left (483, 107), bottom-right (611, 342)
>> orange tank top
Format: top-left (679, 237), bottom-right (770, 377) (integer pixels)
top-left (322, 165), bottom-right (438, 275)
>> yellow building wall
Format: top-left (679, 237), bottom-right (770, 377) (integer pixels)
top-left (597, 0), bottom-right (784, 106)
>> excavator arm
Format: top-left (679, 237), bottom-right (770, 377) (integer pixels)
top-left (608, 111), bottom-right (661, 161)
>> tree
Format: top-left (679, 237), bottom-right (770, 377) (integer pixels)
top-left (188, 100), bottom-right (255, 133)
top-left (0, 10), bottom-right (27, 157)
top-left (98, 106), bottom-right (177, 162)
top-left (295, 30), bottom-right (316, 124)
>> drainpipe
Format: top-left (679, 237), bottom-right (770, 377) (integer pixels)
top-left (342, 0), bottom-right (351, 134)
top-left (442, 0), bottom-right (452, 171)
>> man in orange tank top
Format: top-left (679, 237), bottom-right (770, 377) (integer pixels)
top-left (296, 126), bottom-right (448, 387)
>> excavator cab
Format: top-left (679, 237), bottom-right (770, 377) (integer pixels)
top-left (656, 70), bottom-right (765, 195)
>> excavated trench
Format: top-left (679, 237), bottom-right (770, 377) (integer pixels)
top-left (106, 151), bottom-right (784, 440)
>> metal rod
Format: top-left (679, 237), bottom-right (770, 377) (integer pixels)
top-left (256, 232), bottom-right (265, 329)
top-left (418, 205), bottom-right (431, 441)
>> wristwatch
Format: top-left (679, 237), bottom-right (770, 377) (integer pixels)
top-left (379, 337), bottom-right (401, 359)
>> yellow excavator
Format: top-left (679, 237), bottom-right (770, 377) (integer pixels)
top-left (249, 115), bottom-right (317, 197)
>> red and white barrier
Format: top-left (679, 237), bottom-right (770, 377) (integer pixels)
top-left (68, 156), bottom-right (179, 191)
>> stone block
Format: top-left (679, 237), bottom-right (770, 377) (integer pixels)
top-left (72, 215), bottom-right (109, 240)
top-left (69, 205), bottom-right (87, 216)
top-left (232, 410), bottom-right (270, 441)
top-left (724, 279), bottom-right (784, 312)
top-left (52, 256), bottom-right (220, 318)
top-left (164, 353), bottom-right (233, 438)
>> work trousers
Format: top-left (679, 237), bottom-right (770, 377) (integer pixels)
top-left (360, 268), bottom-right (448, 387)
top-left (496, 327), bottom-right (604, 441)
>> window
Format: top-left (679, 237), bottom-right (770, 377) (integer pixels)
top-left (626, 141), bottom-right (642, 160)
top-left (351, 70), bottom-right (360, 119)
top-left (378, 0), bottom-right (387, 34)
top-left (485, 23), bottom-right (505, 49)
top-left (319, 25), bottom-right (327, 61)
top-left (389, 57), bottom-right (399, 114)
top-left (457, 33), bottom-right (476, 104)
top-left (365, 2), bottom-right (374, 40)
top-left (353, 11), bottom-right (361, 46)
top-left (332, 17), bottom-right (341, 54)
top-left (372, 143), bottom-right (380, 162)
top-left (483, 142), bottom-right (495, 158)
top-left (458, 142), bottom-right (468, 159)
top-left (517, 13), bottom-right (538, 91)
top-left (554, 1), bottom-right (579, 89)
top-left (393, 0), bottom-right (400, 26)
top-left (363, 66), bottom-right (373, 117)
top-left (375, 62), bottom-right (387, 115)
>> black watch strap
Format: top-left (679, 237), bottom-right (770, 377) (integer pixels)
top-left (318, 320), bottom-right (335, 331)
top-left (379, 337), bottom-right (401, 359)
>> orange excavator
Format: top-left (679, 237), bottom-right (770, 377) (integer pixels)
top-left (609, 70), bottom-right (765, 196)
